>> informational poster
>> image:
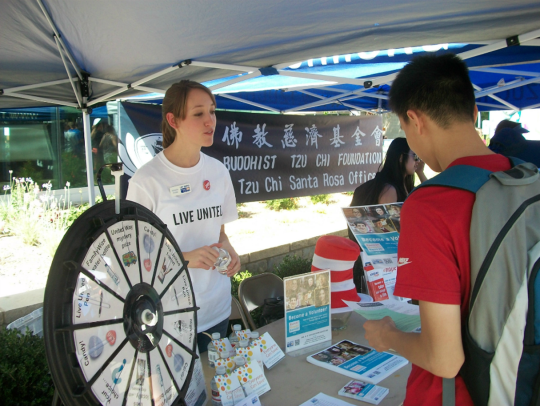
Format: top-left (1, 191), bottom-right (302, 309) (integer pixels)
top-left (118, 102), bottom-right (383, 202)
top-left (342, 204), bottom-right (402, 259)
top-left (284, 270), bottom-right (331, 353)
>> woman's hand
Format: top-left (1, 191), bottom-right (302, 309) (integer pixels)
top-left (415, 159), bottom-right (428, 183)
top-left (183, 246), bottom-right (220, 270)
top-left (218, 240), bottom-right (241, 277)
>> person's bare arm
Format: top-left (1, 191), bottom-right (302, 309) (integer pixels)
top-left (378, 184), bottom-right (398, 204)
top-left (363, 300), bottom-right (464, 378)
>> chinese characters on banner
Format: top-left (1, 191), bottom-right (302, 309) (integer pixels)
top-left (206, 111), bottom-right (383, 203)
top-left (118, 103), bottom-right (383, 203)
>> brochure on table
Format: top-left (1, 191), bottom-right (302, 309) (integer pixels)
top-left (284, 270), bottom-right (332, 354)
top-left (306, 340), bottom-right (408, 384)
top-left (343, 300), bottom-right (421, 333)
top-left (338, 380), bottom-right (389, 405)
top-left (299, 392), bottom-right (356, 406)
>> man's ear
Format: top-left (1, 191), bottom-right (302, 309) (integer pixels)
top-left (166, 112), bottom-right (178, 129)
top-left (406, 110), bottom-right (424, 134)
top-left (473, 105), bottom-right (479, 122)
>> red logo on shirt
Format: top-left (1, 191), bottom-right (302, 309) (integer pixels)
top-left (203, 180), bottom-right (211, 191)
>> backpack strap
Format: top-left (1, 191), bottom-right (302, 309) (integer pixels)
top-left (410, 165), bottom-right (493, 195)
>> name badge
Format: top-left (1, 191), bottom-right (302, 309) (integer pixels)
top-left (170, 184), bottom-right (191, 196)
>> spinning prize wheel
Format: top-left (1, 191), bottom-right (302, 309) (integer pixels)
top-left (44, 166), bottom-right (198, 406)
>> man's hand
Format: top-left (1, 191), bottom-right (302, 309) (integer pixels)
top-left (364, 316), bottom-right (398, 352)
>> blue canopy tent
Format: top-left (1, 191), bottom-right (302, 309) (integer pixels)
top-left (123, 44), bottom-right (540, 113)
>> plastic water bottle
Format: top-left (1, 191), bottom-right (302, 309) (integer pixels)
top-left (207, 332), bottom-right (221, 368)
top-left (249, 331), bottom-right (259, 346)
top-left (211, 365), bottom-right (226, 406)
top-left (229, 324), bottom-right (241, 349)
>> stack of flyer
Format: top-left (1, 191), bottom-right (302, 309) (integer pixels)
top-left (342, 204), bottom-right (408, 302)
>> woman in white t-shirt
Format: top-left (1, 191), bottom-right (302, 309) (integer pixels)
top-left (127, 81), bottom-right (240, 352)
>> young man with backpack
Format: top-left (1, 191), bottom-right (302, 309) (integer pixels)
top-left (363, 54), bottom-right (540, 405)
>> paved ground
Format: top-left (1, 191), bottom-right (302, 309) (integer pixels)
top-left (0, 193), bottom-right (351, 297)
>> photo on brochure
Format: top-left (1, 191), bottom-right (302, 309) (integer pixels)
top-left (310, 340), bottom-right (372, 366)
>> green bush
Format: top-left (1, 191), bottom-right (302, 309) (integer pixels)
top-left (273, 254), bottom-right (312, 279)
top-left (230, 270), bottom-right (252, 299)
top-left (0, 328), bottom-right (55, 405)
top-left (310, 194), bottom-right (331, 205)
top-left (265, 198), bottom-right (299, 211)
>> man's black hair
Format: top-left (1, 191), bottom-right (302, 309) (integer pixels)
top-left (389, 54), bottom-right (476, 128)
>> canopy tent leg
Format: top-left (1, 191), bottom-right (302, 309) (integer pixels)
top-left (82, 109), bottom-right (95, 206)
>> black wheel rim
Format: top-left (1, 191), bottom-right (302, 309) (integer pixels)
top-left (43, 200), bottom-right (198, 406)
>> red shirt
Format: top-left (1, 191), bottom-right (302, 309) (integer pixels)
top-left (394, 154), bottom-right (511, 406)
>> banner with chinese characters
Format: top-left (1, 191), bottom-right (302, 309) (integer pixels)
top-left (118, 103), bottom-right (383, 203)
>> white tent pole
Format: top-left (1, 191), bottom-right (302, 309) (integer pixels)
top-left (82, 109), bottom-right (95, 206)
top-left (524, 101), bottom-right (540, 110)
top-left (218, 94), bottom-right (280, 112)
top-left (36, 0), bottom-right (83, 80)
top-left (475, 76), bottom-right (540, 98)
top-left (4, 79), bottom-right (74, 93)
top-left (133, 85), bottom-right (166, 94)
top-left (278, 70), bottom-right (365, 86)
top-left (341, 93), bottom-right (388, 101)
top-left (476, 101), bottom-right (515, 109)
top-left (189, 61), bottom-right (257, 72)
top-left (89, 78), bottom-right (167, 95)
top-left (459, 28), bottom-right (540, 60)
top-left (1, 92), bottom-right (79, 107)
top-left (469, 67), bottom-right (540, 77)
top-left (131, 64), bottom-right (184, 87)
top-left (210, 72), bottom-right (262, 91)
top-left (298, 90), bottom-right (375, 113)
top-left (54, 36), bottom-right (82, 108)
top-left (473, 84), bottom-right (518, 111)
top-left (88, 63), bottom-right (184, 105)
top-left (88, 87), bottom-right (132, 106)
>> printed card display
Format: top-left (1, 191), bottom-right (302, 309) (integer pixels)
top-left (82, 232), bottom-right (130, 298)
top-left (149, 351), bottom-right (179, 406)
top-left (232, 394), bottom-right (262, 406)
top-left (284, 270), bottom-right (331, 353)
top-left (72, 273), bottom-right (124, 324)
top-left (306, 340), bottom-right (408, 384)
top-left (212, 337), bottom-right (235, 360)
top-left (184, 357), bottom-right (208, 406)
top-left (125, 354), bottom-right (152, 406)
top-left (338, 380), bottom-right (389, 405)
top-left (234, 361), bottom-right (271, 398)
top-left (154, 238), bottom-right (183, 294)
top-left (234, 328), bottom-right (252, 341)
top-left (107, 220), bottom-right (140, 284)
top-left (91, 343), bottom-right (136, 406)
top-left (158, 336), bottom-right (193, 391)
top-left (252, 332), bottom-right (285, 369)
top-left (235, 341), bottom-right (264, 370)
top-left (73, 323), bottom-right (125, 381)
top-left (215, 370), bottom-right (246, 406)
top-left (137, 220), bottom-right (163, 285)
top-left (163, 311), bottom-right (196, 351)
top-left (161, 269), bottom-right (194, 312)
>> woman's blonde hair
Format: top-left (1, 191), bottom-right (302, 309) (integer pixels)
top-left (161, 80), bottom-right (216, 148)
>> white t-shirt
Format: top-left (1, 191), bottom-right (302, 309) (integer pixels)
top-left (127, 151), bottom-right (238, 332)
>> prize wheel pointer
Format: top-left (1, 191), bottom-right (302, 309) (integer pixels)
top-left (44, 163), bottom-right (199, 406)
